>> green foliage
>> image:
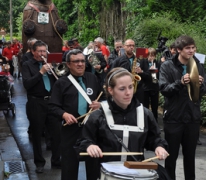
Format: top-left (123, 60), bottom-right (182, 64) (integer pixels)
top-left (15, 12), bottom-right (23, 38)
top-left (128, 12), bottom-right (206, 55)
top-left (0, 0), bottom-right (27, 33)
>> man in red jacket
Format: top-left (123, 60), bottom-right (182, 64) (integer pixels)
top-left (2, 41), bottom-right (15, 76)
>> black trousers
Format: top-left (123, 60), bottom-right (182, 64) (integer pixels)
top-left (164, 123), bottom-right (199, 180)
top-left (27, 97), bottom-right (50, 167)
top-left (143, 90), bottom-right (159, 121)
top-left (135, 86), bottom-right (144, 104)
top-left (8, 60), bottom-right (14, 76)
top-left (61, 124), bottom-right (99, 180)
top-left (47, 115), bottom-right (61, 164)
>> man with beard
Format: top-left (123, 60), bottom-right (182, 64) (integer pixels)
top-left (110, 39), bottom-right (145, 103)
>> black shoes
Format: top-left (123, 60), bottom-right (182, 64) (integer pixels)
top-left (35, 167), bottom-right (44, 173)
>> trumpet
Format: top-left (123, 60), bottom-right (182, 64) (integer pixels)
top-left (41, 56), bottom-right (59, 80)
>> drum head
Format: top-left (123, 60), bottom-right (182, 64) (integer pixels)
top-left (100, 162), bottom-right (158, 180)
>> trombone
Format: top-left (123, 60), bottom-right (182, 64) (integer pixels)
top-left (41, 56), bottom-right (59, 80)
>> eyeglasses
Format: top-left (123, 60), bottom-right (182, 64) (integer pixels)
top-left (125, 44), bottom-right (135, 47)
top-left (36, 50), bottom-right (47, 53)
top-left (116, 46), bottom-right (123, 48)
top-left (70, 60), bottom-right (86, 64)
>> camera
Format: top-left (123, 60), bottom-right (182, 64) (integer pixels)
top-left (156, 32), bottom-right (172, 59)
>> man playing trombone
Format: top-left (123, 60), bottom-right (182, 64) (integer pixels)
top-left (22, 40), bottom-right (56, 173)
top-left (49, 49), bottom-right (102, 180)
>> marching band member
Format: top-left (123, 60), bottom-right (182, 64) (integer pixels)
top-left (108, 39), bottom-right (123, 66)
top-left (22, 40), bottom-right (56, 173)
top-left (110, 39), bottom-right (145, 103)
top-left (49, 49), bottom-right (102, 180)
top-left (140, 47), bottom-right (160, 122)
top-left (159, 35), bottom-right (206, 180)
top-left (75, 67), bottom-right (170, 180)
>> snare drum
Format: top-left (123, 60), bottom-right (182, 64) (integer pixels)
top-left (100, 162), bottom-right (158, 180)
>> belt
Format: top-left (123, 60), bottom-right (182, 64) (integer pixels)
top-left (28, 95), bottom-right (51, 100)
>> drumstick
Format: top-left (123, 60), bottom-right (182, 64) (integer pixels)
top-left (81, 91), bottom-right (103, 124)
top-left (63, 109), bottom-right (97, 126)
top-left (80, 152), bottom-right (143, 156)
top-left (142, 156), bottom-right (159, 162)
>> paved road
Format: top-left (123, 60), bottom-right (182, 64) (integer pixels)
top-left (2, 77), bottom-right (206, 180)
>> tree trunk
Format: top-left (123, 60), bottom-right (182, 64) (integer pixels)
top-left (99, 1), bottom-right (127, 42)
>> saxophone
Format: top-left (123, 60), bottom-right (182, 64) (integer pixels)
top-left (132, 57), bottom-right (141, 93)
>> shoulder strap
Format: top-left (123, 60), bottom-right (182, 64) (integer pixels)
top-left (101, 101), bottom-right (144, 161)
top-left (67, 74), bottom-right (92, 105)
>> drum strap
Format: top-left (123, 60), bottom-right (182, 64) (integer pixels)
top-left (67, 74), bottom-right (92, 105)
top-left (101, 101), bottom-right (144, 161)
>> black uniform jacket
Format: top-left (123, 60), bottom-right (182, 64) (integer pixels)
top-left (75, 97), bottom-right (168, 162)
top-left (48, 72), bottom-right (101, 120)
top-left (140, 58), bottom-right (160, 92)
top-left (109, 53), bottom-right (147, 89)
top-left (159, 54), bottom-right (206, 123)
top-left (22, 58), bottom-right (56, 97)
top-left (108, 49), bottom-right (118, 66)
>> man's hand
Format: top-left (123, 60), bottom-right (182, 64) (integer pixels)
top-left (87, 145), bottom-right (103, 158)
top-left (39, 63), bottom-right (52, 74)
top-left (89, 101), bottom-right (100, 110)
top-left (199, 75), bottom-right (204, 85)
top-left (155, 146), bottom-right (169, 160)
top-left (94, 65), bottom-right (101, 70)
top-left (136, 66), bottom-right (143, 74)
top-left (62, 112), bottom-right (78, 125)
top-left (181, 73), bottom-right (190, 85)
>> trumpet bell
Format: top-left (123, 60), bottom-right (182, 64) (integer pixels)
top-left (186, 57), bottom-right (199, 102)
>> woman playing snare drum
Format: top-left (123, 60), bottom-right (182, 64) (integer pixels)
top-left (75, 67), bottom-right (171, 180)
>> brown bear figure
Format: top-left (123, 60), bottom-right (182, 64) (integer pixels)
top-left (22, 0), bottom-right (67, 53)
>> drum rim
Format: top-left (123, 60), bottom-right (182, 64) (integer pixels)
top-left (101, 167), bottom-right (159, 179)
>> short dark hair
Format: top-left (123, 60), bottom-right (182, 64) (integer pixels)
top-left (175, 35), bottom-right (195, 50)
top-left (169, 42), bottom-right (176, 49)
top-left (66, 49), bottom-right (83, 62)
top-left (32, 40), bottom-right (47, 51)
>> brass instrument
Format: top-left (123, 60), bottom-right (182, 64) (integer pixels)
top-left (53, 63), bottom-right (69, 77)
top-left (186, 57), bottom-right (199, 102)
top-left (87, 50), bottom-right (103, 73)
top-left (132, 57), bottom-right (141, 93)
top-left (41, 56), bottom-right (59, 80)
